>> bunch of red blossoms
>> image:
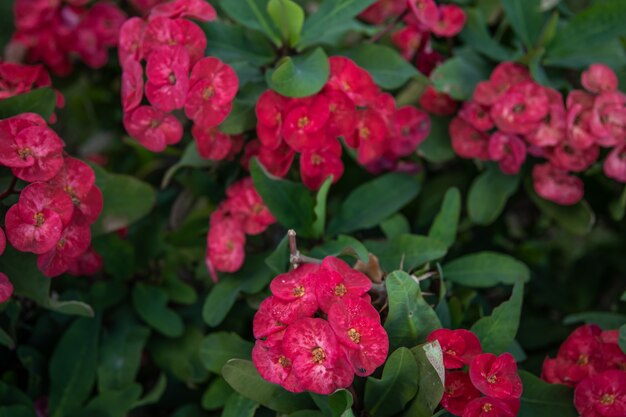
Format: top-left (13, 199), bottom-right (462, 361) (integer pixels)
top-left (450, 62), bottom-right (626, 206)
top-left (251, 56), bottom-right (430, 190)
top-left (0, 113), bottom-right (103, 282)
top-left (428, 329), bottom-right (523, 417)
top-left (7, 0), bottom-right (126, 76)
top-left (542, 324), bottom-right (626, 417)
top-left (119, 0), bottom-right (241, 158)
top-left (205, 177), bottom-right (275, 282)
top-left (252, 257), bottom-right (388, 394)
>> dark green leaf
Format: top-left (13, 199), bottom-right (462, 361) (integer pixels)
top-left (161, 142), bottom-right (212, 188)
top-left (149, 327), bottom-right (208, 384)
top-left (519, 371), bottom-right (577, 417)
top-left (619, 325), bottom-right (626, 354)
top-left (267, 0), bottom-right (304, 46)
top-left (76, 385), bottom-right (142, 417)
top-left (310, 389), bottom-right (355, 417)
top-left (132, 374), bottom-right (167, 408)
top-left (460, 9), bottom-right (520, 61)
top-left (430, 52), bottom-right (490, 100)
top-left (266, 234), bottom-right (290, 274)
top-left (381, 214), bottom-right (411, 240)
top-left (251, 158), bottom-right (315, 236)
top-left (442, 252), bottom-right (530, 288)
top-left (200, 332), bottom-right (253, 373)
top-left (419, 116), bottom-right (456, 163)
top-left (218, 0), bottom-right (281, 45)
top-left (0, 406), bottom-right (36, 417)
top-left (266, 47), bottom-right (330, 98)
top-left (0, 88), bottom-right (57, 119)
top-left (468, 166), bottom-right (520, 225)
top-left (366, 235), bottom-right (447, 273)
top-left (384, 271), bottom-right (442, 350)
top-left (202, 377), bottom-right (234, 410)
top-left (410, 342), bottom-right (445, 414)
top-left (563, 312), bottom-right (626, 329)
top-left (132, 284), bottom-right (184, 338)
top-left (313, 176), bottom-right (333, 238)
top-left (222, 359), bottom-right (314, 413)
top-left (341, 44), bottom-right (422, 90)
top-left (203, 21), bottom-right (275, 65)
top-left (328, 173), bottom-right (421, 235)
top-left (528, 183), bottom-right (595, 235)
top-left (92, 234), bottom-right (135, 281)
top-left (428, 188), bottom-right (461, 248)
top-left (471, 281), bottom-right (524, 354)
top-left (0, 328), bottom-right (14, 349)
top-left (364, 348), bottom-right (419, 417)
top-left (49, 317), bottom-right (101, 417)
top-left (501, 0), bottom-right (545, 48)
top-left (309, 235), bottom-right (370, 264)
top-left (222, 393), bottom-right (260, 417)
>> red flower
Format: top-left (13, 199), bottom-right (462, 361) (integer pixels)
top-left (589, 92), bottom-right (626, 146)
top-left (389, 106), bottom-right (431, 157)
top-left (124, 105), bottom-right (183, 152)
top-left (66, 246), bottom-right (103, 276)
top-left (327, 56), bottom-right (378, 107)
top-left (224, 177), bottom-right (275, 235)
top-left (299, 141), bottom-right (344, 190)
top-left (0, 114), bottom-right (64, 182)
top-left (391, 27), bottom-right (425, 60)
top-left (462, 397), bottom-right (519, 417)
top-left (459, 101), bottom-right (493, 131)
top-left (548, 141), bottom-right (599, 173)
top-left (431, 5), bottom-right (466, 37)
top-left (566, 103), bottom-right (596, 149)
top-left (0, 273), bottom-right (13, 304)
top-left (256, 90), bottom-right (291, 149)
top-left (5, 182), bottom-right (73, 254)
top-left (441, 371), bottom-right (481, 416)
top-left (36, 221), bottom-right (91, 277)
top-left (118, 17), bottom-right (146, 63)
top-left (282, 317), bottom-right (354, 394)
top-left (145, 45), bottom-right (190, 112)
top-left (282, 96), bottom-right (331, 151)
top-left (192, 125), bottom-right (238, 161)
top-left (490, 82), bottom-right (549, 134)
top-left (574, 370), bottom-right (626, 417)
top-left (532, 163), bottom-right (584, 206)
top-left (427, 329), bottom-right (482, 369)
top-left (353, 109), bottom-right (388, 165)
top-left (252, 332), bottom-right (303, 393)
top-left (554, 325), bottom-right (607, 384)
top-left (205, 216), bottom-right (246, 281)
top-left (488, 132), bottom-right (527, 175)
top-left (257, 142), bottom-right (296, 178)
top-left (142, 16), bottom-right (184, 57)
top-left (359, 0), bottom-right (407, 24)
top-left (121, 59), bottom-right (144, 113)
top-left (603, 144), bottom-right (626, 183)
top-left (270, 263), bottom-right (320, 318)
top-left (469, 353), bottom-right (523, 399)
top-left (324, 89), bottom-right (357, 140)
top-left (0, 227), bottom-right (5, 256)
top-left (185, 57), bottom-right (238, 129)
top-left (314, 257), bottom-right (372, 313)
top-left (149, 0), bottom-right (217, 22)
top-left (253, 295), bottom-right (316, 339)
top-left (473, 62), bottom-right (531, 106)
top-left (408, 0), bottom-right (439, 29)
top-left (582, 64), bottom-right (618, 94)
top-left (450, 117), bottom-right (490, 160)
top-left (327, 296), bottom-right (388, 377)
top-left (526, 99), bottom-right (566, 147)
top-left (420, 86), bottom-right (458, 116)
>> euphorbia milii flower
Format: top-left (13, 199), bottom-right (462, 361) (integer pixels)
top-left (441, 371), bottom-right (481, 416)
top-left (299, 141), bottom-right (344, 190)
top-left (252, 332), bottom-right (303, 392)
top-left (463, 397), bottom-right (519, 417)
top-left (469, 353), bottom-right (523, 399)
top-left (282, 95), bottom-right (331, 151)
top-left (488, 132), bottom-right (527, 175)
top-left (223, 178), bottom-right (275, 235)
top-left (270, 263), bottom-right (320, 317)
top-left (315, 257), bottom-right (372, 313)
top-left (37, 221), bottom-right (92, 277)
top-left (581, 64), bottom-right (618, 94)
top-left (449, 117), bottom-right (489, 160)
top-left (389, 106), bottom-right (431, 157)
top-left (574, 370), bottom-right (626, 417)
top-left (145, 45), bottom-right (190, 112)
top-left (205, 216), bottom-right (246, 281)
top-left (149, 0), bottom-right (217, 22)
top-left (124, 105), bottom-right (183, 152)
top-left (0, 273), bottom-right (13, 304)
top-left (604, 144), bottom-right (626, 183)
top-left (419, 86), bottom-right (458, 116)
top-left (191, 125), bottom-right (239, 161)
top-left (532, 163), bottom-right (584, 206)
top-left (121, 59), bottom-right (144, 113)
top-left (427, 329), bottom-right (482, 369)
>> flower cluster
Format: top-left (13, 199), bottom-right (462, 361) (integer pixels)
top-left (251, 56), bottom-right (430, 189)
top-left (205, 177), bottom-right (275, 282)
top-left (0, 112), bottom-right (103, 283)
top-left (120, 0), bottom-right (240, 157)
top-left (8, 0), bottom-right (126, 76)
top-left (450, 62), bottom-right (626, 206)
top-left (252, 257), bottom-right (388, 394)
top-left (428, 329), bottom-right (523, 417)
top-left (542, 324), bottom-right (626, 417)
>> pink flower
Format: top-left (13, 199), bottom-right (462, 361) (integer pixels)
top-left (419, 86), bottom-right (458, 116)
top-left (145, 45), bottom-right (190, 112)
top-left (176, 19), bottom-right (207, 65)
top-left (0, 273), bottom-right (13, 304)
top-left (327, 296), bottom-right (388, 377)
top-left (566, 103), bottom-right (596, 149)
top-left (253, 295), bottom-right (316, 339)
top-left (548, 141), bottom-right (599, 173)
top-left (490, 82), bottom-right (549, 134)
top-left (441, 371), bottom-right (481, 416)
top-left (427, 329), bottom-right (482, 369)
top-left (574, 370), bottom-right (626, 417)
top-left (252, 332), bottom-right (303, 393)
top-left (36, 221), bottom-right (91, 277)
top-left (315, 257), bottom-right (371, 313)
top-left (450, 117), bottom-right (489, 160)
top-left (431, 5), bottom-right (466, 37)
top-left (256, 90), bottom-right (291, 150)
top-left (192, 125), bottom-right (237, 161)
top-left (391, 26), bottom-right (425, 60)
top-left (149, 0), bottom-right (217, 22)
top-left (581, 64), bottom-right (618, 94)
top-left (469, 353), bottom-right (523, 399)
top-left (256, 142), bottom-right (296, 178)
top-left (408, 0), bottom-right (439, 28)
top-left (353, 109), bottom-right (389, 165)
top-left (0, 227), bottom-right (5, 256)
top-left (121, 59), bottom-right (144, 113)
top-left (604, 144), bottom-right (626, 183)
top-left (589, 92), bottom-right (626, 146)
top-left (324, 89), bottom-right (357, 140)
top-left (282, 318), bottom-right (354, 394)
top-left (459, 101), bottom-right (494, 132)
top-left (142, 16), bottom-right (184, 57)
top-left (223, 177), bottom-right (276, 235)
top-left (205, 217), bottom-right (246, 281)
top-left (270, 263), bottom-right (320, 317)
top-left (389, 106), bottom-right (430, 158)
top-left (532, 163), bottom-right (584, 206)
top-left (124, 105), bottom-right (183, 152)
top-left (473, 62), bottom-right (531, 106)
top-left (118, 17), bottom-right (146, 63)
top-left (299, 141), bottom-right (344, 190)
top-left (282, 95), bottom-right (331, 151)
top-left (5, 182), bottom-right (74, 254)
top-left (66, 246), bottom-right (103, 276)
top-left (488, 132), bottom-right (527, 175)
top-left (462, 397), bottom-right (519, 417)
top-left (526, 100), bottom-right (566, 147)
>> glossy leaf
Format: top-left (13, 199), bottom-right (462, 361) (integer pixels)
top-left (366, 235), bottom-right (447, 273)
top-left (428, 188), bottom-right (461, 248)
top-left (132, 284), bottom-right (184, 338)
top-left (442, 252), bottom-right (530, 287)
top-left (266, 47), bottom-right (330, 98)
top-left (468, 166), bottom-right (520, 225)
top-left (519, 371), bottom-right (577, 417)
top-left (199, 332), bottom-right (253, 373)
top-left (313, 176), bottom-right (333, 238)
top-left (267, 0), bottom-right (304, 46)
top-left (218, 0), bottom-right (281, 45)
top-left (0, 88), bottom-right (56, 119)
top-left (309, 235), bottom-right (370, 264)
top-left (501, 0), bottom-right (544, 48)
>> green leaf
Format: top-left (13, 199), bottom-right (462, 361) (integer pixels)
top-left (267, 0), bottom-right (304, 46)
top-left (218, 0), bottom-right (281, 45)
top-left (310, 389), bottom-right (355, 417)
top-left (251, 158), bottom-right (315, 236)
top-left (563, 312), bottom-right (626, 329)
top-left (460, 9), bottom-right (520, 61)
top-left (545, 1), bottom-right (626, 68)
top-left (384, 271), bottom-right (442, 351)
top-left (266, 47), bottom-right (330, 98)
top-left (428, 188), bottom-right (461, 248)
top-left (468, 166), bottom-right (520, 225)
top-left (366, 235), bottom-right (447, 273)
top-left (410, 342), bottom-right (445, 414)
top-left (202, 377), bottom-right (234, 410)
top-left (200, 332), bottom-right (253, 373)
top-left (419, 116), bottom-right (456, 163)
top-left (309, 235), bottom-right (370, 264)
top-left (92, 234), bottom-right (135, 281)
top-left (0, 247), bottom-right (94, 317)
top-left (49, 317), bottom-right (101, 417)
top-left (0, 328), bottom-right (14, 349)
top-left (328, 173), bottom-right (421, 235)
top-left (471, 281), bottom-right (524, 354)
top-left (219, 83), bottom-right (265, 134)
top-left (298, 0), bottom-right (378, 49)
top-left (132, 374), bottom-right (167, 408)
top-left (222, 359), bottom-right (314, 413)
top-left (430, 52), bottom-right (490, 100)
top-left (518, 371), bottom-right (577, 417)
top-left (528, 183), bottom-right (595, 235)
top-left (98, 318), bottom-right (150, 391)
top-left (149, 327), bottom-right (209, 384)
top-left (0, 406), bottom-right (36, 417)
top-left (381, 214), bottom-right (411, 240)
top-left (364, 348), bottom-right (419, 417)
top-left (266, 234), bottom-right (290, 274)
top-left (313, 176), bottom-right (333, 238)
top-left (203, 21), bottom-right (275, 65)
top-left (0, 88), bottom-right (57, 119)
top-left (132, 284), bottom-right (184, 338)
top-left (442, 252), bottom-right (530, 288)
top-left (92, 165), bottom-right (156, 236)
top-left (161, 142), bottom-right (212, 188)
top-left (341, 44), bottom-right (422, 90)
top-left (76, 385), bottom-right (143, 417)
top-left (501, 0), bottom-right (544, 48)
top-left (222, 393), bottom-right (260, 417)
top-left (619, 325), bottom-right (626, 354)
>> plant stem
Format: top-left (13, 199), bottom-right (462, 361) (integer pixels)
top-left (287, 229), bottom-right (322, 268)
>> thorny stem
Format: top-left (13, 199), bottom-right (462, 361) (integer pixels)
top-left (367, 10), bottom-right (409, 44)
top-left (0, 176), bottom-right (18, 200)
top-left (287, 229), bottom-right (322, 268)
